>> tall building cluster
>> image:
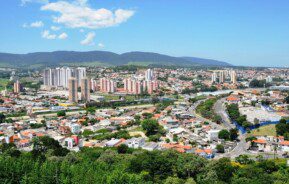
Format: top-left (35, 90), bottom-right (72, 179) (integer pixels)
top-left (123, 78), bottom-right (159, 95)
top-left (212, 70), bottom-right (237, 84)
top-left (99, 78), bottom-right (117, 93)
top-left (123, 69), bottom-right (158, 95)
top-left (43, 67), bottom-right (86, 88)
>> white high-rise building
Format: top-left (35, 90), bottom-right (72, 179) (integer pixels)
top-left (219, 71), bottom-right (225, 83)
top-left (145, 69), bottom-right (154, 81)
top-left (211, 72), bottom-right (217, 83)
top-left (230, 70), bottom-right (237, 84)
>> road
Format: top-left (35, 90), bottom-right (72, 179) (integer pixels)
top-left (213, 97), bottom-right (249, 159)
top-left (213, 98), bottom-right (234, 130)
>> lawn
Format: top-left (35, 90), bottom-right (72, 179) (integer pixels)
top-left (247, 124), bottom-right (276, 137)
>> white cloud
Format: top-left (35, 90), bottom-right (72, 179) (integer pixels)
top-left (58, 32), bottom-right (68, 39)
top-left (81, 32), bottom-right (95, 45)
top-left (80, 29), bottom-right (85, 33)
top-left (42, 30), bottom-right (57, 39)
top-left (41, 1), bottom-right (135, 29)
top-left (51, 26), bottom-right (61, 31)
top-left (31, 21), bottom-right (44, 27)
top-left (98, 43), bottom-right (104, 48)
top-left (21, 0), bottom-right (48, 6)
top-left (23, 21), bottom-right (44, 28)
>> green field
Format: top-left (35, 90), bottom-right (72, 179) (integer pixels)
top-left (0, 78), bottom-right (9, 90)
top-left (247, 124), bottom-right (277, 137)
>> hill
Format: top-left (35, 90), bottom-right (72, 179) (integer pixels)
top-left (0, 51), bottom-right (232, 68)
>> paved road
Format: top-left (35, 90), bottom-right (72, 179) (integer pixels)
top-left (213, 98), bottom-right (234, 130)
top-left (213, 97), bottom-right (250, 159)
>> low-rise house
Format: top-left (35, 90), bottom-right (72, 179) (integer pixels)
top-left (279, 141), bottom-right (289, 152)
top-left (207, 130), bottom-right (221, 141)
top-left (125, 137), bottom-right (145, 148)
top-left (195, 148), bottom-right (214, 159)
top-left (141, 142), bottom-right (159, 151)
top-left (161, 143), bottom-right (192, 153)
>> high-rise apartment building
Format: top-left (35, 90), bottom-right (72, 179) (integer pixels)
top-left (68, 77), bottom-right (78, 103)
top-left (219, 71), bottom-right (225, 83)
top-left (13, 80), bottom-right (21, 94)
top-left (81, 78), bottom-right (90, 102)
top-left (145, 69), bottom-right (154, 81)
top-left (230, 70), bottom-right (237, 84)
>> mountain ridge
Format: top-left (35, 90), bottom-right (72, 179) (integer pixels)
top-left (0, 50), bottom-right (232, 67)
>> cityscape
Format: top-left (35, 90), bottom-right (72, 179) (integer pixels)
top-left (1, 0), bottom-right (289, 183)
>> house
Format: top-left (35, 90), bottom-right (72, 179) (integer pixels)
top-left (279, 141), bottom-right (289, 152)
top-left (141, 142), bottom-right (159, 151)
top-left (70, 124), bottom-right (81, 134)
top-left (169, 128), bottom-right (188, 140)
top-left (105, 138), bottom-right (125, 147)
top-left (252, 139), bottom-right (267, 151)
top-left (226, 95), bottom-right (240, 103)
top-left (161, 143), bottom-right (192, 153)
top-left (195, 148), bottom-right (214, 159)
top-left (125, 137), bottom-right (145, 148)
top-left (63, 137), bottom-right (75, 149)
top-left (207, 130), bottom-right (221, 141)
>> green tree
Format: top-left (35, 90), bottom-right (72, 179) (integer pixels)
top-left (218, 129), bottom-right (230, 140)
top-left (117, 144), bottom-right (129, 154)
top-left (216, 144), bottom-right (225, 153)
top-left (57, 110), bottom-right (66, 117)
top-left (141, 119), bottom-right (163, 136)
top-left (0, 113), bottom-right (5, 123)
top-left (230, 128), bottom-right (239, 141)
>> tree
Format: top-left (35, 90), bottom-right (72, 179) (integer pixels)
top-left (218, 129), bottom-right (230, 140)
top-left (229, 128), bottom-right (238, 141)
top-left (141, 119), bottom-right (163, 136)
top-left (284, 95), bottom-right (289, 104)
top-left (117, 144), bottom-right (129, 154)
top-left (216, 144), bottom-right (225, 153)
top-left (235, 154), bottom-right (254, 164)
top-left (164, 177), bottom-right (183, 184)
top-left (0, 113), bottom-right (5, 123)
top-left (57, 110), bottom-right (66, 117)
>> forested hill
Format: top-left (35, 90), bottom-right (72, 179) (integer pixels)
top-left (0, 136), bottom-right (287, 184)
top-left (0, 51), bottom-right (232, 67)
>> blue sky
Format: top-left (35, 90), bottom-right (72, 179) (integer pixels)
top-left (1, 0), bottom-right (289, 67)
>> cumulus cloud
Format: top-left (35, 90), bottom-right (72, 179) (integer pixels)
top-left (42, 30), bottom-right (57, 39)
top-left (41, 1), bottom-right (135, 29)
top-left (81, 32), bottom-right (95, 45)
top-left (23, 21), bottom-right (44, 28)
top-left (58, 32), bottom-right (68, 39)
top-left (51, 26), bottom-right (61, 31)
top-left (98, 43), bottom-right (104, 48)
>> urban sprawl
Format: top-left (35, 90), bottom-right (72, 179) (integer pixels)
top-left (1, 66), bottom-right (289, 160)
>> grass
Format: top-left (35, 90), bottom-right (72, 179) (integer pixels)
top-left (247, 124), bottom-right (276, 137)
top-left (0, 78), bottom-right (9, 90)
